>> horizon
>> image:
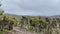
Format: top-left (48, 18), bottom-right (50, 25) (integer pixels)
top-left (4, 11), bottom-right (60, 16)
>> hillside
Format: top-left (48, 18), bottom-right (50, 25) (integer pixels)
top-left (0, 12), bottom-right (60, 34)
top-left (6, 13), bottom-right (60, 19)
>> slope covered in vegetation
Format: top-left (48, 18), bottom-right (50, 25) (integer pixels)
top-left (6, 13), bottom-right (60, 34)
top-left (0, 10), bottom-right (60, 34)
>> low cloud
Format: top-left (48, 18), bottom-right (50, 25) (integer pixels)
top-left (1, 0), bottom-right (60, 16)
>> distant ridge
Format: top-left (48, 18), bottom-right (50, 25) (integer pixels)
top-left (50, 15), bottom-right (60, 18)
top-left (5, 13), bottom-right (60, 18)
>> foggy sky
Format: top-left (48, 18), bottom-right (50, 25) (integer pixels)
top-left (1, 0), bottom-right (60, 16)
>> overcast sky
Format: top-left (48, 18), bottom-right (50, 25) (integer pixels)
top-left (0, 0), bottom-right (60, 16)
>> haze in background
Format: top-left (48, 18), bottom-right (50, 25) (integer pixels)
top-left (1, 0), bottom-right (60, 16)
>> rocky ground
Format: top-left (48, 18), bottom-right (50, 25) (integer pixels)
top-left (13, 27), bottom-right (43, 34)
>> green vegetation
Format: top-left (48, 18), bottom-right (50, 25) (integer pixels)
top-left (0, 10), bottom-right (15, 34)
top-left (0, 9), bottom-right (60, 34)
top-left (15, 16), bottom-right (60, 34)
top-left (0, 3), bottom-right (60, 34)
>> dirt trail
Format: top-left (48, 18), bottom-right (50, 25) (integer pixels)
top-left (13, 27), bottom-right (36, 34)
top-left (13, 26), bottom-right (44, 34)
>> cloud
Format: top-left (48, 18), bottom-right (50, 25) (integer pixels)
top-left (1, 0), bottom-right (60, 16)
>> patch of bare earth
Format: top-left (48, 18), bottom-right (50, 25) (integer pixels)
top-left (13, 27), bottom-right (43, 34)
